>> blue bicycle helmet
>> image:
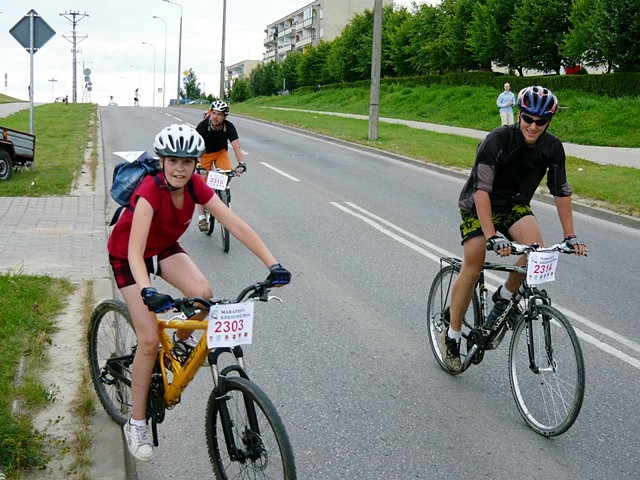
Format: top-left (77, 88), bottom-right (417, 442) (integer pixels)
top-left (517, 86), bottom-right (558, 118)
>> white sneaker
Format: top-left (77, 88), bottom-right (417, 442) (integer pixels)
top-left (123, 419), bottom-right (154, 462)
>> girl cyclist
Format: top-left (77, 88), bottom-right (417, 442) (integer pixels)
top-left (107, 124), bottom-right (290, 462)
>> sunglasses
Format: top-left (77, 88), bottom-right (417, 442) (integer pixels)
top-left (520, 113), bottom-right (550, 126)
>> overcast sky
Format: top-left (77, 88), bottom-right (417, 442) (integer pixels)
top-left (2, 1), bottom-right (431, 106)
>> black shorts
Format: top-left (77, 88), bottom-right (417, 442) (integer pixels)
top-left (109, 242), bottom-right (186, 289)
top-left (459, 204), bottom-right (534, 243)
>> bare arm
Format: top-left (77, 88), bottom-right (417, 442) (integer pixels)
top-left (554, 196), bottom-right (587, 255)
top-left (230, 139), bottom-right (244, 165)
top-left (203, 194), bottom-right (278, 268)
top-left (127, 198), bottom-right (155, 291)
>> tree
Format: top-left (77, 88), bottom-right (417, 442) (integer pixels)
top-left (508, 0), bottom-right (572, 74)
top-left (440, 0), bottom-right (486, 72)
top-left (600, 0), bottom-right (640, 72)
top-left (181, 68), bottom-right (203, 100)
top-left (297, 41), bottom-right (335, 87)
top-left (230, 78), bottom-right (250, 102)
top-left (468, 0), bottom-right (520, 73)
top-left (278, 51), bottom-right (302, 92)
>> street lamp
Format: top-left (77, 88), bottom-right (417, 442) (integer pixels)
top-left (153, 15), bottom-right (168, 107)
top-left (142, 42), bottom-right (157, 107)
top-left (163, 0), bottom-right (182, 105)
top-left (48, 78), bottom-right (58, 102)
top-left (129, 65), bottom-right (140, 105)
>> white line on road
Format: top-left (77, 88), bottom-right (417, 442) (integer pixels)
top-left (333, 201), bottom-right (640, 369)
top-left (259, 162), bottom-right (300, 181)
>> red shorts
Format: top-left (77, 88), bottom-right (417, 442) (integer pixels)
top-left (109, 242), bottom-right (186, 289)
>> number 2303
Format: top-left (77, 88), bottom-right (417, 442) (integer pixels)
top-left (214, 319), bottom-right (244, 333)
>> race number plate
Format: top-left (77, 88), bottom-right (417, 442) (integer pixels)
top-left (207, 302), bottom-right (254, 348)
top-left (527, 251), bottom-right (559, 285)
top-left (206, 171), bottom-right (228, 191)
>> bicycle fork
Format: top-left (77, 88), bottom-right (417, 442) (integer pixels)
top-left (208, 347), bottom-right (262, 463)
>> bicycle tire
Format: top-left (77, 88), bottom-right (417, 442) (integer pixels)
top-left (207, 210), bottom-right (215, 236)
top-left (426, 265), bottom-right (481, 374)
top-left (218, 189), bottom-right (230, 253)
top-left (509, 304), bottom-right (585, 437)
top-left (205, 376), bottom-right (297, 479)
top-left (87, 299), bottom-right (136, 426)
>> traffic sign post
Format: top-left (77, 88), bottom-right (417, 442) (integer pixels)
top-left (9, 9), bottom-right (56, 133)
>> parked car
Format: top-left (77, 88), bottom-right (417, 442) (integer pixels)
top-left (0, 126), bottom-right (36, 181)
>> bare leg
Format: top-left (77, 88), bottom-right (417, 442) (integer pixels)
top-left (121, 284), bottom-right (159, 421)
top-left (449, 235), bottom-right (485, 332)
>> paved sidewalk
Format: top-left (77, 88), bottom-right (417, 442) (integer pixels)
top-left (267, 107), bottom-right (640, 168)
top-left (0, 103), bottom-right (126, 479)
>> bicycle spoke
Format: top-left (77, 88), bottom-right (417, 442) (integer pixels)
top-left (509, 306), bottom-right (584, 436)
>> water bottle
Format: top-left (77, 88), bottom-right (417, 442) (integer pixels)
top-left (484, 300), bottom-right (507, 330)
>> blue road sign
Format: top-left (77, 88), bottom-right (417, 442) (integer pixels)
top-left (10, 9), bottom-right (56, 53)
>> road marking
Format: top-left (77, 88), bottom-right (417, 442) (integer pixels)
top-left (259, 162), bottom-right (300, 181)
top-left (332, 201), bottom-right (640, 369)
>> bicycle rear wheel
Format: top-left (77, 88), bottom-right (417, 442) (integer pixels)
top-left (426, 265), bottom-right (480, 373)
top-left (218, 189), bottom-right (230, 253)
top-left (509, 305), bottom-right (585, 437)
top-left (205, 376), bottom-right (296, 479)
top-left (87, 300), bottom-right (136, 426)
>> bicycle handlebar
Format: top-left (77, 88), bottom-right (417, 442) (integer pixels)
top-left (487, 241), bottom-right (575, 256)
top-left (171, 279), bottom-right (276, 318)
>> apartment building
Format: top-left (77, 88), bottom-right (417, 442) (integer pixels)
top-left (263, 0), bottom-right (393, 63)
top-left (225, 59), bottom-right (262, 95)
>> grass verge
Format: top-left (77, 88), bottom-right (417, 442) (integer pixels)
top-left (0, 272), bottom-right (73, 477)
top-left (235, 83), bottom-right (640, 147)
top-left (0, 103), bottom-right (96, 196)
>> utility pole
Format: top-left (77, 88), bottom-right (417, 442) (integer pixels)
top-left (219, 0), bottom-right (227, 100)
top-left (60, 11), bottom-right (89, 103)
top-left (368, 0), bottom-right (382, 140)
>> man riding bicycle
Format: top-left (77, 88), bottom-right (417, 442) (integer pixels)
top-left (441, 86), bottom-right (588, 373)
top-left (195, 100), bottom-right (246, 232)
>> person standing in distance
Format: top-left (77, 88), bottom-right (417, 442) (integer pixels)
top-left (195, 100), bottom-right (246, 232)
top-left (440, 86), bottom-right (587, 373)
top-left (107, 124), bottom-right (291, 461)
top-left (496, 82), bottom-right (516, 126)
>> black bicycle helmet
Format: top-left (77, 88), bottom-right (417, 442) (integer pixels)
top-left (210, 100), bottom-right (229, 115)
top-left (154, 124), bottom-right (205, 158)
top-left (517, 86), bottom-right (558, 118)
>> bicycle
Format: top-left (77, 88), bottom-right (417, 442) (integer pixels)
top-left (88, 278), bottom-right (297, 479)
top-left (201, 165), bottom-right (245, 253)
top-left (426, 241), bottom-right (585, 437)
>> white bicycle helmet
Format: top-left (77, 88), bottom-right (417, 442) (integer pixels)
top-left (154, 124), bottom-right (205, 158)
top-left (210, 100), bottom-right (229, 115)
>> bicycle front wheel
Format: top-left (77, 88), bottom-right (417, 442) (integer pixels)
top-left (426, 265), bottom-right (480, 373)
top-left (207, 210), bottom-right (215, 236)
top-left (205, 376), bottom-right (296, 479)
top-left (87, 300), bottom-right (136, 426)
top-left (509, 305), bottom-right (585, 437)
top-left (218, 189), bottom-right (230, 253)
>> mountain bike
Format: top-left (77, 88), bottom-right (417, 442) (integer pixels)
top-left (426, 241), bottom-right (585, 437)
top-left (204, 165), bottom-right (245, 253)
top-left (88, 279), bottom-right (297, 479)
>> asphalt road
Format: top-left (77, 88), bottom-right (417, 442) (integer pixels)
top-left (100, 105), bottom-right (640, 479)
